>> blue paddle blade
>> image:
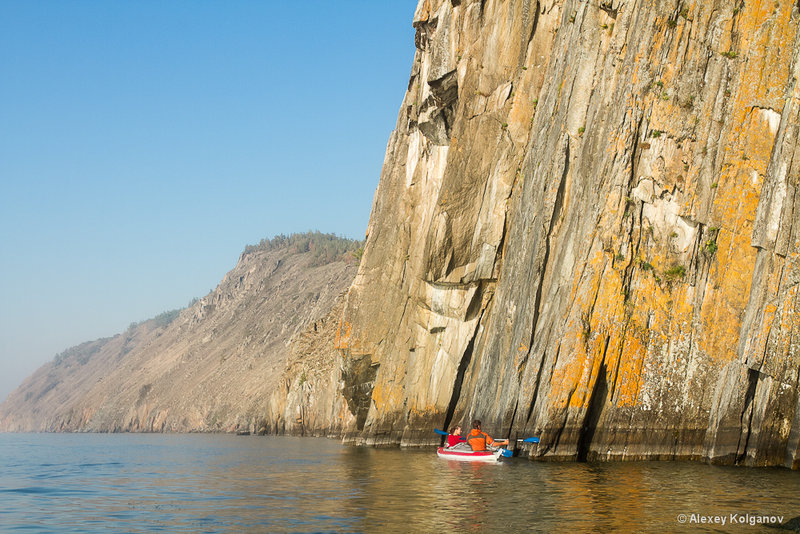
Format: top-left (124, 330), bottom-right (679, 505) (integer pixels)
top-left (434, 428), bottom-right (449, 436)
top-left (522, 437), bottom-right (540, 444)
top-left (500, 449), bottom-right (513, 458)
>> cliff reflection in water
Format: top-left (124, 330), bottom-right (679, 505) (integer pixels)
top-left (0, 433), bottom-right (797, 532)
top-left (337, 443), bottom-right (798, 532)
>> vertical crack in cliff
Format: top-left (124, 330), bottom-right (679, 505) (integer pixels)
top-left (577, 360), bottom-right (609, 462)
top-left (441, 317), bottom-right (483, 434)
top-left (493, 194), bottom-right (511, 278)
top-left (692, 224), bottom-right (713, 310)
top-left (506, 398), bottom-right (519, 442)
top-left (615, 115), bottom-right (645, 303)
top-left (604, 336), bottom-right (618, 399)
top-left (523, 0), bottom-right (540, 55)
top-left (736, 368), bottom-right (760, 464)
top-left (524, 345), bottom-right (553, 425)
top-left (517, 138), bottom-right (571, 439)
top-left (524, 137), bottom-right (571, 359)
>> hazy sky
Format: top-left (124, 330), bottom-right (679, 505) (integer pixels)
top-left (0, 1), bottom-right (417, 401)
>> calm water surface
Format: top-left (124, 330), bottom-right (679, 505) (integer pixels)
top-left (0, 433), bottom-right (798, 532)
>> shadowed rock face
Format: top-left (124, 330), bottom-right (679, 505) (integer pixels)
top-left (324, 0), bottom-right (800, 467)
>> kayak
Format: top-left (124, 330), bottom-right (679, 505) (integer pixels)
top-left (436, 446), bottom-right (509, 462)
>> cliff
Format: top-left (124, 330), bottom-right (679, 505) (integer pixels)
top-left (0, 236), bottom-right (359, 433)
top-left (302, 0), bottom-right (800, 468)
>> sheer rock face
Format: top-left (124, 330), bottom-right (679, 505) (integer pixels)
top-left (329, 0), bottom-right (800, 467)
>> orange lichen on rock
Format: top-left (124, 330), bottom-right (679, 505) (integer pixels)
top-left (547, 251), bottom-right (610, 410)
top-left (694, 0), bottom-right (796, 361)
top-left (612, 327), bottom-right (647, 409)
top-left (370, 381), bottom-right (403, 414)
top-left (334, 320), bottom-right (353, 351)
top-left (700, 110), bottom-right (781, 363)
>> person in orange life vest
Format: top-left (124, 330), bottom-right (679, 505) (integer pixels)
top-left (466, 419), bottom-right (508, 451)
top-left (447, 425), bottom-right (467, 448)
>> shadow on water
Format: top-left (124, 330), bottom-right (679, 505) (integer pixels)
top-left (0, 433), bottom-right (798, 532)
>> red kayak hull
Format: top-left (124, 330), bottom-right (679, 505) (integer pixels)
top-left (436, 446), bottom-right (504, 462)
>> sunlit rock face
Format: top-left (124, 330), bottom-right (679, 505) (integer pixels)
top-left (323, 0), bottom-right (800, 468)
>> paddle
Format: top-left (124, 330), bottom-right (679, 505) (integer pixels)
top-left (434, 429), bottom-right (540, 444)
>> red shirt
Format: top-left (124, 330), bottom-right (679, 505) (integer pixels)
top-left (447, 434), bottom-right (466, 447)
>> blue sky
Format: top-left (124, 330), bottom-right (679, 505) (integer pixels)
top-left (0, 1), bottom-right (417, 401)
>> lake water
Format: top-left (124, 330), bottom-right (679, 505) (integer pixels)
top-left (0, 433), bottom-right (798, 532)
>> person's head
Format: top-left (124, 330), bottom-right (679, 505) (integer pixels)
top-left (449, 425), bottom-right (461, 435)
top-left (472, 419), bottom-right (482, 430)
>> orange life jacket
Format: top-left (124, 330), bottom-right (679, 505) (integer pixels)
top-left (467, 429), bottom-right (494, 451)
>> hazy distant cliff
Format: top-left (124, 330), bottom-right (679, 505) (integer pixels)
top-left (308, 0), bottom-right (800, 468)
top-left (0, 234), bottom-right (359, 433)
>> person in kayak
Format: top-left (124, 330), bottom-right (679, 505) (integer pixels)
top-left (446, 425), bottom-right (468, 448)
top-left (466, 419), bottom-right (508, 451)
